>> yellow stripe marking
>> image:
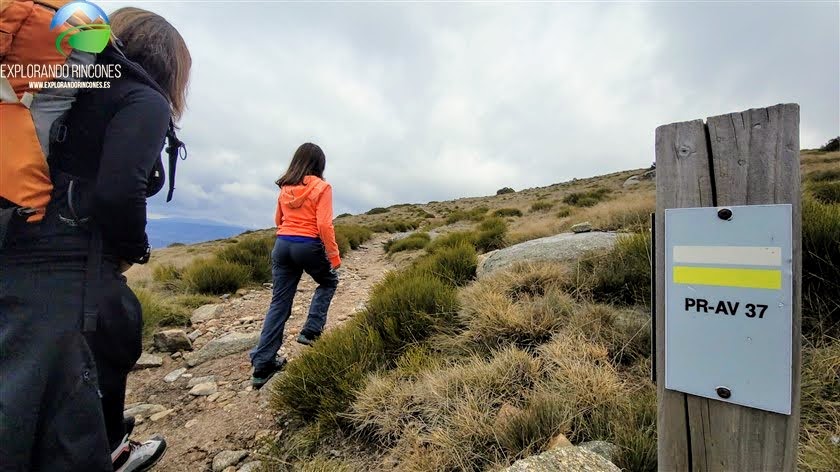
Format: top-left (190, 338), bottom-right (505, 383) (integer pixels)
top-left (673, 266), bottom-right (782, 290)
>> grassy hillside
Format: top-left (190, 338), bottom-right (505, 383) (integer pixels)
top-left (128, 150), bottom-right (838, 471)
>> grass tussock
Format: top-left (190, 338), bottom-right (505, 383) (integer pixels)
top-left (807, 169), bottom-right (840, 183)
top-left (369, 220), bottom-right (421, 233)
top-left (562, 187), bottom-right (611, 207)
top-left (133, 288), bottom-right (190, 337)
top-left (385, 232), bottom-right (431, 254)
top-left (273, 246), bottom-right (472, 424)
top-left (573, 232), bottom-right (651, 307)
top-left (530, 201), bottom-right (554, 212)
top-left (426, 231), bottom-right (477, 254)
top-left (152, 263), bottom-right (182, 290)
top-left (799, 339), bottom-right (840, 471)
top-left (446, 206), bottom-right (488, 224)
top-left (216, 235), bottom-right (275, 283)
top-left (335, 224), bottom-right (373, 256)
top-left (367, 207), bottom-right (389, 215)
top-left (475, 217), bottom-right (508, 253)
top-left (802, 198), bottom-right (840, 340)
top-left (182, 258), bottom-right (251, 295)
top-left (493, 208), bottom-right (523, 218)
top-left (810, 181), bottom-right (840, 205)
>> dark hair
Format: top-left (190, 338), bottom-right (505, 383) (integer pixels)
top-left (110, 7), bottom-right (192, 121)
top-left (276, 143), bottom-right (326, 187)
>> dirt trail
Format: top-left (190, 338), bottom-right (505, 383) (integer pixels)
top-left (126, 235), bottom-right (395, 471)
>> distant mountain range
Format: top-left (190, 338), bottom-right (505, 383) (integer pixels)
top-left (146, 218), bottom-right (251, 249)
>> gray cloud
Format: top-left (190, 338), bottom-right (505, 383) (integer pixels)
top-left (103, 1), bottom-right (839, 228)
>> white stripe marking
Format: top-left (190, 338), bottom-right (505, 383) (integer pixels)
top-left (673, 246), bottom-right (782, 267)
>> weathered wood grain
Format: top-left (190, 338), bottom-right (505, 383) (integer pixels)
top-left (656, 104), bottom-right (801, 471)
top-left (705, 103), bottom-right (801, 471)
top-left (655, 119), bottom-right (713, 471)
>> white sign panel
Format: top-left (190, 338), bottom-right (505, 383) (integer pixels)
top-left (664, 204), bottom-right (793, 415)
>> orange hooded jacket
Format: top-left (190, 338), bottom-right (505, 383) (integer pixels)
top-left (275, 176), bottom-right (341, 268)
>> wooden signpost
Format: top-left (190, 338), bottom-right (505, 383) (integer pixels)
top-left (654, 104), bottom-right (801, 471)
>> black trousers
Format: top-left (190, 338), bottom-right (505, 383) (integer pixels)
top-left (0, 256), bottom-right (142, 471)
top-left (85, 263), bottom-right (143, 451)
top-left (0, 258), bottom-right (113, 472)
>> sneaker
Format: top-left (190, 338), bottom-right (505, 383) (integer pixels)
top-left (296, 333), bottom-right (319, 346)
top-left (251, 356), bottom-right (287, 390)
top-left (112, 435), bottom-right (167, 472)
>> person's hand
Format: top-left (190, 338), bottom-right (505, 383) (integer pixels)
top-left (119, 260), bottom-right (133, 273)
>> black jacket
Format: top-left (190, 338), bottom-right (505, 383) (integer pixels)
top-left (50, 47), bottom-right (171, 262)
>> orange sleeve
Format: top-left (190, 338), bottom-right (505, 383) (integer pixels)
top-left (274, 192), bottom-right (283, 229)
top-left (316, 184), bottom-right (341, 268)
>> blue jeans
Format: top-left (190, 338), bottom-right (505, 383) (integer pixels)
top-left (250, 237), bottom-right (339, 371)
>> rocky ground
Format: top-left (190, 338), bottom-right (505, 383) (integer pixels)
top-left (125, 235), bottom-right (396, 472)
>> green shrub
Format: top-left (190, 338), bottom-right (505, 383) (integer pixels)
top-left (385, 233), bottom-right (431, 254)
top-left (216, 236), bottom-right (274, 283)
top-left (556, 207), bottom-right (572, 218)
top-left (446, 206), bottom-right (488, 224)
top-left (497, 187), bottom-right (516, 195)
top-left (273, 319), bottom-right (387, 423)
top-left (414, 242), bottom-right (477, 287)
top-left (182, 258), bottom-right (251, 295)
top-left (169, 293), bottom-right (217, 309)
top-left (335, 224), bottom-right (373, 250)
top-left (167, 242), bottom-right (185, 247)
top-left (810, 181), bottom-right (840, 204)
top-left (819, 137), bottom-right (839, 152)
top-left (807, 169), bottom-right (840, 182)
top-left (336, 213), bottom-right (352, 218)
top-left (369, 220), bottom-right (420, 233)
top-left (426, 231), bottom-right (478, 253)
top-left (152, 263), bottom-right (181, 289)
top-left (563, 188), bottom-right (611, 207)
top-left (802, 198), bottom-right (840, 340)
top-left (335, 233), bottom-right (351, 257)
top-left (275, 254), bottom-right (461, 423)
top-left (475, 217), bottom-right (508, 253)
top-left (493, 208), bottom-right (523, 217)
top-left (576, 232), bottom-right (651, 307)
top-left (366, 207), bottom-right (389, 215)
top-left (133, 288), bottom-right (190, 337)
top-left (530, 201), bottom-right (554, 212)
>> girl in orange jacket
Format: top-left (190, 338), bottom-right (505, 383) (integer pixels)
top-left (249, 143), bottom-right (340, 388)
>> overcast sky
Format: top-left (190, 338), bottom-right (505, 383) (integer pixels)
top-left (103, 1), bottom-right (839, 229)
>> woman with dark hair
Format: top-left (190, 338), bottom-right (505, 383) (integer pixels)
top-left (249, 143), bottom-right (341, 388)
top-left (0, 6), bottom-right (190, 472)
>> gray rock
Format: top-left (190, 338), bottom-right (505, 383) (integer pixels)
top-left (238, 461), bottom-right (263, 472)
top-left (571, 222), bottom-right (592, 234)
top-left (641, 169), bottom-right (656, 180)
top-left (186, 332), bottom-right (261, 367)
top-left (212, 450), bottom-right (249, 472)
top-left (124, 404), bottom-right (166, 418)
top-left (623, 176), bottom-right (641, 188)
top-left (133, 353), bottom-right (163, 370)
top-left (153, 329), bottom-right (193, 352)
top-left (191, 304), bottom-right (224, 324)
top-left (189, 382), bottom-right (218, 396)
top-left (187, 375), bottom-right (216, 387)
top-left (505, 446), bottom-right (620, 472)
top-left (477, 232), bottom-right (619, 278)
top-left (149, 408), bottom-right (174, 422)
top-left (188, 329), bottom-right (202, 341)
top-left (579, 441), bottom-right (620, 463)
top-left (163, 368), bottom-right (187, 383)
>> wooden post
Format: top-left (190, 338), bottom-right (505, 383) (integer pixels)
top-left (654, 104), bottom-right (801, 471)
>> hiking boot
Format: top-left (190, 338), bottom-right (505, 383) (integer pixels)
top-left (251, 356), bottom-right (287, 390)
top-left (112, 435), bottom-right (167, 472)
top-left (296, 333), bottom-right (319, 346)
